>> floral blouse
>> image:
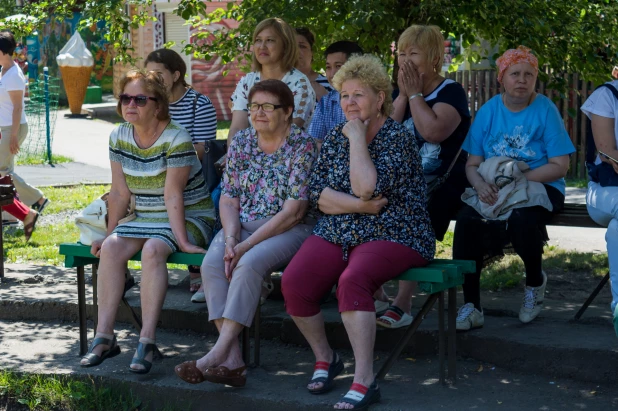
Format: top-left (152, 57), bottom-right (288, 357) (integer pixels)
top-left (222, 124), bottom-right (317, 222)
top-left (309, 117), bottom-right (436, 261)
top-left (230, 69), bottom-right (316, 127)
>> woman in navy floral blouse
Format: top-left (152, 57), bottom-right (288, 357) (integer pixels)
top-left (282, 54), bottom-right (435, 410)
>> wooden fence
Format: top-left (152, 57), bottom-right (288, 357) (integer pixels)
top-left (445, 69), bottom-right (596, 179)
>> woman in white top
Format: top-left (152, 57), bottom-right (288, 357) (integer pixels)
top-left (226, 18), bottom-right (315, 148)
top-left (0, 31), bottom-right (49, 212)
top-left (581, 79), bottom-right (618, 338)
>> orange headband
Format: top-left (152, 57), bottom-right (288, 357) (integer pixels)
top-left (496, 46), bottom-right (539, 83)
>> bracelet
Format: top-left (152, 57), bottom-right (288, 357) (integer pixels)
top-left (408, 93), bottom-right (423, 101)
top-left (245, 239), bottom-right (253, 248)
top-left (224, 235), bottom-right (239, 244)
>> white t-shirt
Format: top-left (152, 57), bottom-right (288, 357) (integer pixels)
top-left (0, 65), bottom-right (27, 126)
top-left (230, 68), bottom-right (315, 128)
top-left (581, 80), bottom-right (618, 165)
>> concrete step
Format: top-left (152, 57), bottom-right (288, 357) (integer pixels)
top-left (1, 264), bottom-right (616, 386)
top-left (1, 320), bottom-right (615, 411)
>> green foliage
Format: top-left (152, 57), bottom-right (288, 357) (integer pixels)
top-left (3, 0), bottom-right (617, 90)
top-left (0, 371), bottom-right (142, 411)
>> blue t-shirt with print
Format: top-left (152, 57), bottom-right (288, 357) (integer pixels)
top-left (463, 94), bottom-right (575, 194)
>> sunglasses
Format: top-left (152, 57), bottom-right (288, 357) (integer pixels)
top-left (119, 94), bottom-right (157, 107)
top-left (248, 103), bottom-right (283, 112)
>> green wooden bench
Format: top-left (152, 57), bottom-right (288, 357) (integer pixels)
top-left (376, 259), bottom-right (476, 385)
top-left (59, 242), bottom-right (474, 382)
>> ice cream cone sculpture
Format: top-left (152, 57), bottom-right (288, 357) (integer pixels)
top-left (56, 32), bottom-right (94, 115)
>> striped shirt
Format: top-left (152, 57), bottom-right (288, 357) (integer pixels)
top-left (169, 88), bottom-right (217, 143)
top-left (315, 74), bottom-right (334, 93)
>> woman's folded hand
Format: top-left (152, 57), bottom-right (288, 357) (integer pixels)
top-left (358, 194), bottom-right (388, 215)
top-left (474, 181), bottom-right (499, 205)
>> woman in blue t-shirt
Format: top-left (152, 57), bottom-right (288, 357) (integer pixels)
top-left (453, 46), bottom-right (575, 331)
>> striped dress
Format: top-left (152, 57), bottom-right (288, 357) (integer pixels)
top-left (109, 121), bottom-right (215, 252)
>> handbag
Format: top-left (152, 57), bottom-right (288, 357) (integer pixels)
top-left (193, 92), bottom-right (227, 193)
top-left (75, 192), bottom-right (136, 245)
top-left (426, 147), bottom-right (463, 198)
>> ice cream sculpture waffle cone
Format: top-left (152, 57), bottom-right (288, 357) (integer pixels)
top-left (56, 32), bottom-right (94, 115)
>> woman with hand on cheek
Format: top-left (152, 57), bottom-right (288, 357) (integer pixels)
top-left (282, 54), bottom-right (435, 410)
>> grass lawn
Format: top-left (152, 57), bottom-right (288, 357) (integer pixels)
top-left (0, 370), bottom-right (145, 411)
top-left (216, 120), bottom-right (231, 140)
top-left (2, 184), bottom-right (608, 291)
top-left (16, 154), bottom-right (73, 166)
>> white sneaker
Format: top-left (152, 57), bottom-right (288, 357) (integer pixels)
top-left (456, 302), bottom-right (484, 331)
top-left (519, 271), bottom-right (547, 323)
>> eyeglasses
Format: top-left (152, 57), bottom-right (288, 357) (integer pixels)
top-left (248, 103), bottom-right (283, 112)
top-left (119, 94), bottom-right (157, 107)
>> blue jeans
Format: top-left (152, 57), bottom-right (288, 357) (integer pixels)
top-left (586, 181), bottom-right (618, 313)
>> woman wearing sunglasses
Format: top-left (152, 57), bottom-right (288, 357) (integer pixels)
top-left (174, 79), bottom-right (316, 388)
top-left (80, 69), bottom-right (215, 373)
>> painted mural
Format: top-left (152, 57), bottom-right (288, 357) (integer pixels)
top-left (26, 14), bottom-right (113, 92)
top-left (189, 18), bottom-right (246, 121)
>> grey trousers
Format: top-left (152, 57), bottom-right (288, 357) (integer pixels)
top-left (202, 217), bottom-right (313, 327)
top-left (0, 124), bottom-right (44, 206)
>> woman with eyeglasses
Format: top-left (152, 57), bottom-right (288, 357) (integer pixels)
top-left (175, 79), bottom-right (316, 388)
top-left (80, 69), bottom-right (215, 373)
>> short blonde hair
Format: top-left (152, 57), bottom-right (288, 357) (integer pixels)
top-left (115, 69), bottom-right (170, 121)
top-left (332, 54), bottom-right (393, 116)
top-left (398, 25), bottom-right (444, 72)
top-left (252, 18), bottom-right (299, 73)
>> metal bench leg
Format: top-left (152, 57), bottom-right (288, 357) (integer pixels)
top-left (377, 293), bottom-right (439, 380)
top-left (448, 287), bottom-right (457, 383)
top-left (438, 291), bottom-right (445, 385)
top-left (77, 266), bottom-right (88, 356)
top-left (241, 327), bottom-right (250, 364)
top-left (92, 264), bottom-right (98, 338)
top-left (574, 273), bottom-right (610, 320)
top-left (253, 304), bottom-right (261, 367)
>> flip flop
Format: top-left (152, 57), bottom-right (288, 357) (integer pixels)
top-left (307, 351), bottom-right (344, 395)
top-left (336, 380), bottom-right (381, 410)
top-left (376, 306), bottom-right (414, 329)
top-left (23, 212), bottom-right (39, 242)
top-left (204, 365), bottom-right (247, 387)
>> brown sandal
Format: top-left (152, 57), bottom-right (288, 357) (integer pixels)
top-left (23, 212), bottom-right (39, 242)
top-left (204, 365), bottom-right (247, 387)
top-left (174, 360), bottom-right (207, 384)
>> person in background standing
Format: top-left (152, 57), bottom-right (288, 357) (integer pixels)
top-left (0, 30), bottom-right (50, 214)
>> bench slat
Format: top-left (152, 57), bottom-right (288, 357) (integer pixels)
top-left (59, 243), bottom-right (205, 268)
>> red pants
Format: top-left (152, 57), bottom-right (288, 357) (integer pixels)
top-left (282, 235), bottom-right (428, 316)
top-left (2, 198), bottom-right (29, 221)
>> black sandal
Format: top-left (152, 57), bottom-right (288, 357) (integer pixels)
top-left (129, 340), bottom-right (155, 374)
top-left (307, 351), bottom-right (344, 395)
top-left (81, 334), bottom-right (121, 367)
top-left (336, 380), bottom-right (381, 410)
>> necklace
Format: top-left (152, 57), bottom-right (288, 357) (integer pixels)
top-left (134, 121), bottom-right (160, 148)
top-left (502, 92), bottom-right (535, 112)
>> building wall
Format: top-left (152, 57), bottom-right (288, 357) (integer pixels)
top-left (115, 1), bottom-right (244, 121)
